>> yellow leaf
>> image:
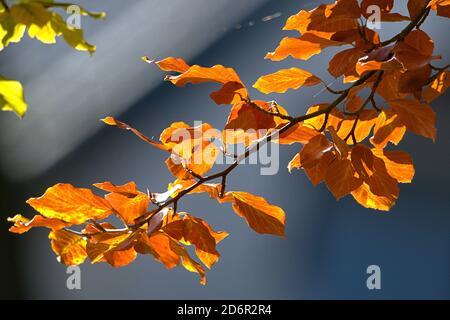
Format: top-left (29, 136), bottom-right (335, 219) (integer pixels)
top-left (0, 77), bottom-right (27, 117)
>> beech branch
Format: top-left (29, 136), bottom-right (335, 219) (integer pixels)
top-left (63, 0), bottom-right (434, 238)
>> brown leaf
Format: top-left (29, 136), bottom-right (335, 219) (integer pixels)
top-left (389, 99), bottom-right (436, 140)
top-left (328, 126), bottom-right (349, 159)
top-left (408, 0), bottom-right (428, 19)
top-left (304, 151), bottom-right (336, 185)
top-left (328, 47), bottom-right (364, 79)
top-left (299, 134), bottom-right (333, 168)
top-left (325, 159), bottom-right (363, 200)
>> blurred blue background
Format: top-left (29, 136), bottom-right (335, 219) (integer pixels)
top-left (0, 0), bottom-right (449, 299)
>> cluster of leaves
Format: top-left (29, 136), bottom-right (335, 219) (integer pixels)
top-left (0, 0), bottom-right (104, 117)
top-left (8, 0), bottom-right (450, 284)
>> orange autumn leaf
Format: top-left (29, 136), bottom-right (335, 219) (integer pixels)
top-left (94, 181), bottom-right (140, 197)
top-left (145, 56), bottom-right (190, 73)
top-left (429, 0), bottom-right (450, 18)
top-left (27, 184), bottom-right (113, 224)
top-left (304, 104), bottom-right (343, 131)
top-left (136, 231), bottom-right (206, 285)
top-left (253, 68), bottom-right (321, 94)
top-left (8, 214), bottom-right (72, 234)
top-left (423, 71), bottom-right (450, 102)
top-left (87, 230), bottom-right (138, 267)
top-left (337, 110), bottom-right (378, 144)
top-left (163, 64), bottom-right (248, 105)
top-left (288, 152), bottom-right (301, 173)
top-left (223, 100), bottom-right (285, 145)
top-left (351, 145), bottom-right (399, 202)
top-left (105, 191), bottom-right (150, 225)
top-left (164, 214), bottom-right (228, 269)
top-left (161, 122), bottom-right (220, 178)
top-left (371, 149), bottom-right (415, 183)
top-left (351, 182), bottom-right (396, 211)
top-left (220, 192), bottom-right (286, 236)
top-left (165, 64), bottom-right (242, 86)
top-left (266, 34), bottom-right (344, 62)
top-left (284, 0), bottom-right (360, 35)
top-left (135, 232), bottom-right (180, 269)
top-left (276, 123), bottom-right (320, 145)
top-left (370, 109), bottom-right (406, 148)
top-left (49, 229), bottom-right (88, 266)
top-left (170, 243), bottom-right (207, 285)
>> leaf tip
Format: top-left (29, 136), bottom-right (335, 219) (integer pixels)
top-left (100, 116), bottom-right (116, 125)
top-left (141, 56), bottom-right (154, 64)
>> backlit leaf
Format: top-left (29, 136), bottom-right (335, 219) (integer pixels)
top-left (49, 229), bottom-right (87, 266)
top-left (389, 99), bottom-right (436, 140)
top-left (325, 159), bottom-right (362, 200)
top-left (254, 68), bottom-right (321, 94)
top-left (8, 214), bottom-right (71, 234)
top-left (27, 184), bottom-right (113, 224)
top-left (0, 77), bottom-right (27, 117)
top-left (221, 192), bottom-right (286, 236)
